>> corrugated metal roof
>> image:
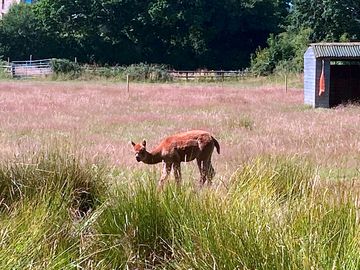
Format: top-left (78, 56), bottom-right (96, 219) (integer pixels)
top-left (310, 43), bottom-right (360, 59)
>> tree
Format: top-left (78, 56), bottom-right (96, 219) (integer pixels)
top-left (33, 0), bottom-right (102, 61)
top-left (196, 0), bottom-right (289, 69)
top-left (0, 4), bottom-right (44, 60)
top-left (1, 0), bottom-right (289, 69)
top-left (289, 0), bottom-right (360, 41)
top-left (251, 28), bottom-right (312, 75)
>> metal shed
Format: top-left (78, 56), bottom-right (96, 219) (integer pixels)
top-left (304, 42), bottom-right (360, 108)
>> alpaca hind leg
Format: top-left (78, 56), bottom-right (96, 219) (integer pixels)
top-left (173, 162), bottom-right (182, 185)
top-left (196, 159), bottom-right (207, 186)
top-left (202, 159), bottom-right (214, 186)
top-left (206, 162), bottom-right (215, 185)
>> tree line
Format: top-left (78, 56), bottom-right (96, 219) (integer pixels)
top-left (0, 0), bottom-right (359, 72)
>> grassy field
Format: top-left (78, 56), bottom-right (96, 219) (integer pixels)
top-left (1, 77), bottom-right (360, 269)
top-left (1, 77), bottom-right (360, 178)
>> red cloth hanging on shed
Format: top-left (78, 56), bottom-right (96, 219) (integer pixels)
top-left (319, 61), bottom-right (325, 96)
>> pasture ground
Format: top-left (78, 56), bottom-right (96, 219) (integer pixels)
top-left (1, 78), bottom-right (360, 181)
top-left (1, 78), bottom-right (360, 269)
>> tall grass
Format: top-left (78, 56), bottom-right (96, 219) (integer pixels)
top-left (0, 150), bottom-right (359, 269)
top-left (93, 157), bottom-right (360, 269)
top-left (3, 80), bottom-right (360, 176)
top-left (0, 149), bottom-right (106, 269)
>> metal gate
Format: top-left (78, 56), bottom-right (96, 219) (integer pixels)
top-left (10, 59), bottom-right (53, 78)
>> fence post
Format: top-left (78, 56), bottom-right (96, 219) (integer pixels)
top-left (127, 74), bottom-right (130, 94)
top-left (11, 64), bottom-right (15, 78)
top-left (285, 74), bottom-right (288, 93)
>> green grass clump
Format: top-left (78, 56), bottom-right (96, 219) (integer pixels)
top-left (0, 149), bottom-right (106, 269)
top-left (0, 150), bottom-right (105, 214)
top-left (0, 152), bottom-right (359, 269)
top-left (229, 157), bottom-right (314, 201)
top-left (226, 115), bottom-right (255, 130)
top-left (0, 201), bottom-right (78, 269)
top-left (92, 157), bottom-right (360, 269)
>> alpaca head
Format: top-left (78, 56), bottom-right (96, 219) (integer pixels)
top-left (131, 140), bottom-right (147, 162)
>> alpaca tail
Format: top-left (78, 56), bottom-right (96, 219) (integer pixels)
top-left (212, 136), bottom-right (220, 154)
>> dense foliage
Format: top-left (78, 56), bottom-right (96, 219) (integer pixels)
top-left (251, 28), bottom-right (312, 75)
top-left (0, 0), bottom-right (359, 72)
top-left (289, 0), bottom-right (360, 42)
top-left (0, 0), bottom-right (288, 69)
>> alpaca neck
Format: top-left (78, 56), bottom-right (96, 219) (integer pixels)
top-left (143, 149), bottom-right (163, 164)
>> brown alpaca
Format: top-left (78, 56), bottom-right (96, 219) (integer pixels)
top-left (131, 130), bottom-right (220, 189)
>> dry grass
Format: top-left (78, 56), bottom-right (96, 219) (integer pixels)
top-left (0, 79), bottom-right (360, 181)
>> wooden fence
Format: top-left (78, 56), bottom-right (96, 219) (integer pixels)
top-left (169, 70), bottom-right (248, 80)
top-left (0, 60), bottom-right (249, 80)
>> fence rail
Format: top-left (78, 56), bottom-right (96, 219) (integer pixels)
top-left (83, 66), bottom-right (249, 80)
top-left (11, 59), bottom-right (52, 64)
top-left (169, 70), bottom-right (248, 80)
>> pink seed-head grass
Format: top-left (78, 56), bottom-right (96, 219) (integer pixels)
top-left (0, 80), bottom-right (360, 180)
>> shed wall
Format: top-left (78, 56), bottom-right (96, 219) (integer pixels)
top-left (304, 48), bottom-right (316, 107)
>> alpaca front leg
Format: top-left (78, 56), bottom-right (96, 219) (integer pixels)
top-left (173, 162), bottom-right (182, 185)
top-left (158, 162), bottom-right (172, 190)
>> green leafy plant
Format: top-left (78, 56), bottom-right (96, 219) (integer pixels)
top-left (50, 58), bottom-right (82, 78)
top-left (124, 63), bottom-right (172, 82)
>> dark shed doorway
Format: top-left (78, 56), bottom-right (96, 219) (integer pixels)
top-left (330, 63), bottom-right (360, 107)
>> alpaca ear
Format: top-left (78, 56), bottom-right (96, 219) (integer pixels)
top-left (131, 141), bottom-right (135, 147)
top-left (142, 139), bottom-right (146, 147)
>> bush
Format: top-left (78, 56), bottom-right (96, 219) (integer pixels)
top-left (83, 65), bottom-right (125, 79)
top-left (0, 60), bottom-right (10, 79)
top-left (251, 28), bottom-right (312, 76)
top-left (124, 63), bottom-right (172, 82)
top-left (50, 58), bottom-right (82, 78)
top-left (55, 62), bottom-right (172, 82)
